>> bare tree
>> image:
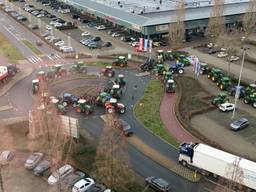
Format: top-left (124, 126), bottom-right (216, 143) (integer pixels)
top-left (206, 0), bottom-right (225, 43)
top-left (169, 0), bottom-right (185, 49)
top-left (243, 0), bottom-right (256, 37)
top-left (93, 114), bottom-right (134, 191)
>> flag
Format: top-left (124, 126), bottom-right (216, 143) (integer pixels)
top-left (149, 40), bottom-right (153, 53)
top-left (139, 38), bottom-right (144, 51)
top-left (144, 39), bottom-right (148, 52)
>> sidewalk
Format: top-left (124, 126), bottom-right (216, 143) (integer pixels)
top-left (160, 93), bottom-right (199, 143)
top-left (185, 47), bottom-right (255, 84)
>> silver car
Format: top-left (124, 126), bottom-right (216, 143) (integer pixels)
top-left (25, 152), bottom-right (43, 169)
top-left (33, 160), bottom-right (51, 176)
top-left (230, 118), bottom-right (249, 131)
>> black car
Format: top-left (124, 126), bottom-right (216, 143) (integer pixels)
top-left (119, 119), bottom-right (133, 137)
top-left (92, 36), bottom-right (101, 42)
top-left (145, 176), bottom-right (170, 192)
top-left (103, 42), bottom-right (112, 47)
top-left (208, 48), bottom-right (217, 54)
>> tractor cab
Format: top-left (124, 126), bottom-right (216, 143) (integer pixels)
top-left (110, 84), bottom-right (122, 99)
top-left (140, 58), bottom-right (156, 72)
top-left (207, 68), bottom-right (223, 82)
top-left (76, 99), bottom-right (93, 115)
top-left (246, 84), bottom-right (256, 96)
top-left (70, 61), bottom-right (87, 73)
top-left (211, 92), bottom-right (229, 106)
top-left (199, 63), bottom-right (210, 75)
top-left (112, 56), bottom-right (127, 67)
top-left (102, 65), bottom-right (115, 77)
top-left (155, 64), bottom-right (166, 76)
top-left (163, 71), bottom-right (173, 83)
top-left (61, 92), bottom-right (79, 107)
top-left (32, 79), bottom-right (39, 94)
top-left (169, 62), bottom-right (184, 74)
top-left (7, 64), bottom-right (19, 77)
top-left (115, 74), bottom-right (126, 87)
top-left (165, 79), bottom-right (175, 93)
top-left (37, 71), bottom-right (46, 81)
top-left (50, 97), bottom-right (67, 114)
top-left (217, 76), bottom-right (232, 90)
top-left (96, 91), bottom-right (111, 106)
top-left (105, 98), bottom-right (126, 114)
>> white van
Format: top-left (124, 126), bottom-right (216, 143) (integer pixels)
top-left (48, 164), bottom-right (73, 185)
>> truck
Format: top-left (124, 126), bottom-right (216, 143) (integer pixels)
top-left (179, 143), bottom-right (256, 191)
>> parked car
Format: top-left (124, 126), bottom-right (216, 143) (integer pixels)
top-left (63, 47), bottom-right (75, 53)
top-left (33, 160), bottom-right (51, 176)
top-left (145, 176), bottom-right (170, 192)
top-left (25, 152), bottom-right (44, 169)
top-left (230, 117), bottom-right (249, 131)
top-left (208, 48), bottom-right (217, 54)
top-left (219, 103), bottom-right (235, 112)
top-left (28, 24), bottom-right (39, 30)
top-left (229, 55), bottom-right (239, 62)
top-left (72, 178), bottom-right (95, 192)
top-left (17, 15), bottom-right (27, 21)
top-left (48, 164), bottom-right (74, 185)
top-left (92, 36), bottom-right (101, 42)
top-left (53, 23), bottom-right (62, 28)
top-left (45, 25), bottom-right (53, 31)
top-left (0, 150), bottom-right (14, 161)
top-left (112, 32), bottom-right (120, 37)
top-left (55, 40), bottom-right (65, 46)
top-left (217, 52), bottom-right (228, 58)
top-left (36, 13), bottom-right (45, 18)
top-left (88, 43), bottom-right (98, 49)
top-left (81, 31), bottom-right (90, 36)
top-left (118, 119), bottom-right (133, 137)
top-left (95, 25), bottom-right (106, 30)
top-left (10, 11), bottom-right (19, 17)
top-left (61, 171), bottom-right (85, 189)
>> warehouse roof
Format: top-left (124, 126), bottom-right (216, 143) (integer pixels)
top-left (67, 0), bottom-right (250, 27)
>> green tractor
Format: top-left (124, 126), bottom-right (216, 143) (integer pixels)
top-left (199, 63), bottom-right (210, 75)
top-left (163, 71), bottom-right (173, 83)
top-left (155, 64), bottom-right (166, 76)
top-left (110, 84), bottom-right (123, 99)
top-left (211, 92), bottom-right (229, 106)
top-left (76, 99), bottom-right (93, 115)
top-left (50, 97), bottom-right (67, 114)
top-left (32, 79), bottom-right (39, 94)
top-left (165, 79), bottom-right (176, 93)
top-left (47, 64), bottom-right (67, 79)
top-left (112, 56), bottom-right (128, 67)
top-left (96, 92), bottom-right (112, 106)
top-left (207, 68), bottom-right (223, 82)
top-left (217, 76), bottom-right (232, 90)
top-left (177, 55), bottom-right (190, 66)
top-left (70, 61), bottom-right (87, 73)
top-left (244, 93), bottom-right (256, 108)
top-left (245, 84), bottom-right (256, 96)
top-left (114, 74), bottom-right (126, 87)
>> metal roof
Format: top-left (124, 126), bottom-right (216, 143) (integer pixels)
top-left (67, 0), bottom-right (250, 27)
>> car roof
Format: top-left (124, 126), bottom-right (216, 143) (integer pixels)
top-left (153, 178), bottom-right (169, 188)
top-left (235, 118), bottom-right (248, 123)
top-left (221, 103), bottom-right (234, 107)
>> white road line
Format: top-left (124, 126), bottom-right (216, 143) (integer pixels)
top-left (55, 54), bottom-right (61, 59)
top-left (27, 56), bottom-right (42, 63)
top-left (3, 25), bottom-right (21, 41)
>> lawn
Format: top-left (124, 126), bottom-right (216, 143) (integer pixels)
top-left (22, 40), bottom-right (42, 55)
top-left (86, 61), bottom-right (111, 67)
top-left (134, 79), bottom-right (180, 148)
top-left (0, 32), bottom-right (24, 63)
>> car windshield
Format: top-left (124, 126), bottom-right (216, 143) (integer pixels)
top-left (154, 178), bottom-right (169, 188)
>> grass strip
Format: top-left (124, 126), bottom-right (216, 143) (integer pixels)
top-left (22, 40), bottom-right (42, 55)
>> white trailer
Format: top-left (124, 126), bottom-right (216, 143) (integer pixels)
top-left (179, 143), bottom-right (256, 190)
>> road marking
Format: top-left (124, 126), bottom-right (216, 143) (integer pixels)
top-left (27, 56), bottom-right (42, 63)
top-left (3, 25), bottom-right (22, 41)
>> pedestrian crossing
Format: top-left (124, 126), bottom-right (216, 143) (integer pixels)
top-left (26, 54), bottom-right (64, 67)
top-left (27, 56), bottom-right (42, 64)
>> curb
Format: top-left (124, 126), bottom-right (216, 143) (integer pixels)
top-left (0, 116), bottom-right (28, 125)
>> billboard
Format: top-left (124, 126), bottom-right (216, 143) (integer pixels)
top-left (60, 115), bottom-right (79, 138)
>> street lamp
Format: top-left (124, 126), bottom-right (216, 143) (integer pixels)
top-left (232, 47), bottom-right (249, 119)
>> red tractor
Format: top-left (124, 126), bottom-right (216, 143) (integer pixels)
top-left (101, 65), bottom-right (115, 77)
top-left (105, 98), bottom-right (126, 114)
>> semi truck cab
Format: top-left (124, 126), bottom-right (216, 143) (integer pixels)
top-left (178, 143), bottom-right (197, 167)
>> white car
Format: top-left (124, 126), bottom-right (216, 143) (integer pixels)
top-left (63, 47), bottom-right (75, 53)
top-left (53, 23), bottom-right (62, 28)
top-left (59, 45), bottom-right (70, 50)
top-left (219, 103), bottom-right (235, 112)
top-left (45, 25), bottom-right (53, 31)
top-left (229, 55), bottom-right (239, 62)
top-left (54, 40), bottom-right (65, 46)
top-left (58, 9), bottom-right (70, 13)
top-left (45, 35), bottom-right (54, 40)
top-left (81, 31), bottom-right (90, 36)
top-left (217, 52), bottom-right (228, 58)
top-left (36, 13), bottom-right (45, 18)
top-left (206, 42), bottom-right (214, 48)
top-left (25, 152), bottom-right (44, 169)
top-left (48, 164), bottom-right (73, 185)
top-left (95, 25), bottom-right (106, 30)
top-left (112, 32), bottom-right (120, 37)
top-left (72, 178), bottom-right (95, 192)
top-left (220, 47), bottom-right (226, 52)
top-left (49, 21), bottom-right (59, 26)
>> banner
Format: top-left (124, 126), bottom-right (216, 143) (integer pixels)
top-left (149, 40), bottom-right (153, 53)
top-left (144, 39), bottom-right (148, 52)
top-left (139, 38), bottom-right (144, 51)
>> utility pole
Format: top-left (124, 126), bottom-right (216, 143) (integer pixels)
top-left (232, 47), bottom-right (249, 119)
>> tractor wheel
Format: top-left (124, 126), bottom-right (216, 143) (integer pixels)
top-left (178, 69), bottom-right (184, 74)
top-left (76, 107), bottom-right (81, 113)
top-left (253, 102), bottom-right (256, 108)
top-left (212, 77), bottom-right (215, 81)
top-left (207, 75), bottom-right (211, 79)
top-left (220, 85), bottom-right (224, 90)
top-left (244, 99), bottom-right (249, 104)
top-left (108, 73), bottom-right (112, 77)
top-left (119, 107), bottom-right (126, 114)
top-left (199, 70), bottom-right (203, 75)
top-left (107, 108), bottom-right (114, 113)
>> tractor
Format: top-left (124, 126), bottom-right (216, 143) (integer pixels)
top-left (105, 98), bottom-right (126, 114)
top-left (7, 64), bottom-right (19, 77)
top-left (245, 84), bottom-right (256, 96)
top-left (140, 58), bottom-right (156, 72)
top-left (112, 56), bottom-right (127, 67)
top-left (228, 85), bottom-right (246, 99)
top-left (165, 79), bottom-right (175, 93)
top-left (211, 92), bottom-right (229, 106)
top-left (164, 50), bottom-right (174, 61)
top-left (32, 79), bottom-right (39, 94)
top-left (199, 63), bottom-right (210, 75)
top-left (96, 92), bottom-right (112, 106)
top-left (177, 55), bottom-right (191, 66)
top-left (76, 99), bottom-right (93, 115)
top-left (110, 84), bottom-right (123, 99)
top-left (37, 71), bottom-right (46, 81)
top-left (171, 50), bottom-right (189, 60)
top-left (101, 66), bottom-right (115, 78)
top-left (207, 68), bottom-right (223, 82)
top-left (155, 64), bottom-right (166, 76)
top-left (50, 97), bottom-right (67, 114)
top-left (244, 93), bottom-right (256, 108)
top-left (114, 74), bottom-right (126, 87)
top-left (70, 61), bottom-right (87, 73)
top-left (168, 62), bottom-right (184, 74)
top-left (163, 71), bottom-right (173, 83)
top-left (60, 92), bottom-right (79, 107)
top-left (47, 64), bottom-right (67, 79)
top-left (217, 76), bottom-right (232, 90)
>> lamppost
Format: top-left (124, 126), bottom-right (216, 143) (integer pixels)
top-left (232, 47), bottom-right (249, 119)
